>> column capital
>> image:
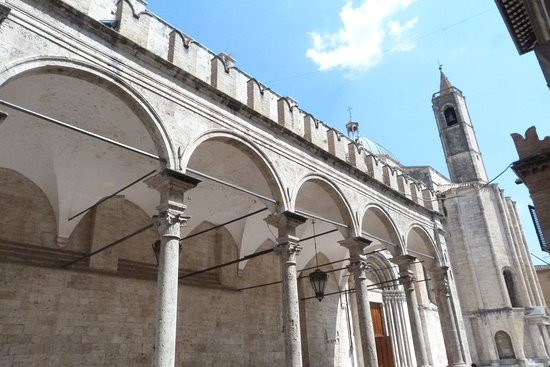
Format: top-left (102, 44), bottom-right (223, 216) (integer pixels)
top-left (434, 266), bottom-right (452, 297)
top-left (145, 169), bottom-right (200, 215)
top-left (348, 254), bottom-right (369, 279)
top-left (339, 236), bottom-right (373, 257)
top-left (274, 241), bottom-right (303, 264)
top-left (153, 210), bottom-right (191, 239)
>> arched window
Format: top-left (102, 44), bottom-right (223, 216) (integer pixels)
top-left (495, 331), bottom-right (516, 359)
top-left (503, 269), bottom-right (520, 307)
top-left (444, 106), bottom-right (458, 126)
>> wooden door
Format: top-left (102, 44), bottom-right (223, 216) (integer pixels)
top-left (371, 302), bottom-right (395, 367)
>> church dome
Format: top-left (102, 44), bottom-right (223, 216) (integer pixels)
top-left (357, 136), bottom-right (396, 159)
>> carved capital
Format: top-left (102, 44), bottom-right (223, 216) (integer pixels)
top-left (347, 254), bottom-right (368, 279)
top-left (434, 266), bottom-right (451, 297)
top-left (398, 272), bottom-right (416, 292)
top-left (275, 241), bottom-right (302, 264)
top-left (153, 209), bottom-right (190, 238)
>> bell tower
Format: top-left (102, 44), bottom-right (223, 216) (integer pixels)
top-left (432, 70), bottom-right (488, 183)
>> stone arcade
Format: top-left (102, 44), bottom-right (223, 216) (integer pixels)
top-left (0, 1), bottom-right (548, 366)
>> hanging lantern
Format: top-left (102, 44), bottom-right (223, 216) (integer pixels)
top-left (309, 268), bottom-right (328, 302)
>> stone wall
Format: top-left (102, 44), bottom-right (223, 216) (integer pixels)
top-left (0, 168), bottom-right (286, 366)
top-left (536, 266), bottom-right (550, 309)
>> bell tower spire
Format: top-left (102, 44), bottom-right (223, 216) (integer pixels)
top-left (432, 70), bottom-right (488, 183)
top-left (439, 66), bottom-right (453, 94)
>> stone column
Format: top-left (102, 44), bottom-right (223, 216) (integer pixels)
top-left (393, 255), bottom-right (429, 367)
top-left (527, 320), bottom-right (549, 363)
top-left (339, 237), bottom-right (378, 367)
top-left (265, 211), bottom-right (307, 367)
top-left (146, 169), bottom-right (200, 367)
top-left (383, 291), bottom-right (403, 367)
top-left (542, 325), bottom-right (550, 356)
top-left (433, 266), bottom-right (467, 367)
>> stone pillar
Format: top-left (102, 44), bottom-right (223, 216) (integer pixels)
top-left (393, 255), bottom-right (429, 367)
top-left (265, 211), bottom-right (307, 367)
top-left (542, 325), bottom-right (550, 356)
top-left (527, 319), bottom-right (549, 363)
top-left (146, 169), bottom-right (200, 367)
top-left (433, 266), bottom-right (468, 367)
top-left (339, 237), bottom-right (378, 367)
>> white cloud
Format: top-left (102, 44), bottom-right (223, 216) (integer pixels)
top-left (306, 0), bottom-right (418, 74)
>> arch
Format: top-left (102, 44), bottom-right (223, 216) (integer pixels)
top-left (180, 129), bottom-right (287, 209)
top-left (405, 224), bottom-right (442, 267)
top-left (0, 167), bottom-right (57, 248)
top-left (181, 220), bottom-right (239, 287)
top-left (0, 56), bottom-right (174, 166)
top-left (360, 203), bottom-right (403, 255)
top-left (0, 57), bottom-right (177, 241)
top-left (291, 173), bottom-right (356, 235)
top-left (495, 330), bottom-right (516, 359)
top-left (365, 252), bottom-right (400, 290)
top-left (66, 195), bottom-right (158, 263)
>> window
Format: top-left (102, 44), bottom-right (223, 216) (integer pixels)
top-left (444, 106), bottom-right (458, 126)
top-left (503, 269), bottom-right (520, 307)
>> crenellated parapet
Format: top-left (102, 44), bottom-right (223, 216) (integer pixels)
top-left (511, 126), bottom-right (550, 249)
top-left (511, 126), bottom-right (550, 159)
top-left (60, 0), bottom-right (438, 212)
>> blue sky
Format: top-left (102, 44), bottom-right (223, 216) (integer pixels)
top-left (149, 0), bottom-right (550, 264)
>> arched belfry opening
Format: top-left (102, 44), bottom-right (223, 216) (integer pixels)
top-left (443, 106), bottom-right (458, 126)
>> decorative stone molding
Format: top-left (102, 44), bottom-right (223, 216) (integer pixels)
top-left (264, 211), bottom-right (307, 241)
top-left (144, 169), bottom-right (200, 215)
top-left (153, 209), bottom-right (190, 239)
top-left (347, 255), bottom-right (369, 279)
top-left (273, 241), bottom-right (302, 264)
top-left (433, 266), bottom-right (452, 297)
